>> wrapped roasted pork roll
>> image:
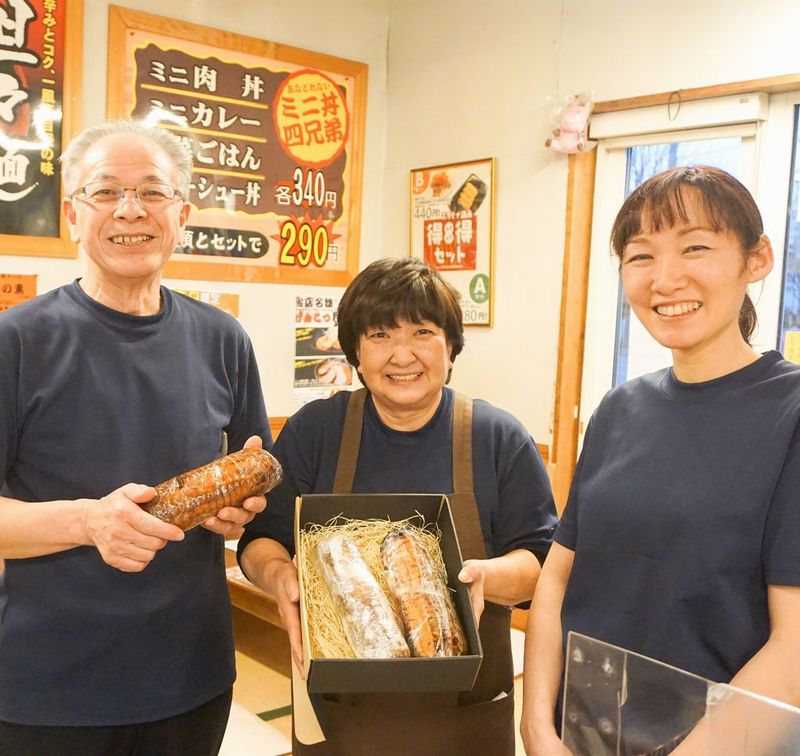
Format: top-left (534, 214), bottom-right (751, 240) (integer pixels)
top-left (315, 532), bottom-right (410, 659)
top-left (141, 447), bottom-right (283, 531)
top-left (381, 528), bottom-right (466, 657)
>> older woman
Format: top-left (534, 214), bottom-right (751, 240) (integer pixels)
top-left (239, 257), bottom-right (557, 756)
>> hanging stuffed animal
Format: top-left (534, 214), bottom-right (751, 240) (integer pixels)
top-left (546, 94), bottom-right (597, 154)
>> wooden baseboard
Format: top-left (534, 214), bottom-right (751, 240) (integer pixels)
top-left (269, 416), bottom-right (287, 441)
top-left (511, 607), bottom-right (528, 632)
top-left (225, 548), bottom-right (283, 628)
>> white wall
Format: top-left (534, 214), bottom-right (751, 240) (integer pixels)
top-left (384, 0), bottom-right (565, 442)
top-left (2, 0), bottom-right (390, 421)
top-left (384, 0), bottom-right (800, 443)
top-left (557, 0), bottom-right (800, 102)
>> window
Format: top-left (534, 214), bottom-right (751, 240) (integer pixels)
top-left (778, 105), bottom-right (800, 357)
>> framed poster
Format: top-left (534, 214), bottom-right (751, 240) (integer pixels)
top-left (0, 0), bottom-right (83, 258)
top-left (173, 287), bottom-right (239, 318)
top-left (0, 272), bottom-right (36, 310)
top-left (410, 157), bottom-right (495, 326)
top-left (106, 6), bottom-right (367, 287)
top-left (293, 292), bottom-right (353, 409)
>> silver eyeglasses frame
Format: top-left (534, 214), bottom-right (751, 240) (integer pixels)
top-left (71, 181), bottom-right (184, 206)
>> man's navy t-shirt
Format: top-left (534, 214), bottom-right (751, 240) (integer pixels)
top-left (0, 282), bottom-right (269, 725)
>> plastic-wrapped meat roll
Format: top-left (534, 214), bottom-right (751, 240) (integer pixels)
top-left (141, 447), bottom-right (283, 531)
top-left (381, 528), bottom-right (466, 657)
top-left (315, 533), bottom-right (410, 659)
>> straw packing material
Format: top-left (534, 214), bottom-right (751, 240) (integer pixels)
top-left (298, 516), bottom-right (445, 659)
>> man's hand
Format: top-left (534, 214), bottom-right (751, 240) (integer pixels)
top-left (202, 435), bottom-right (268, 535)
top-left (84, 483), bottom-right (185, 572)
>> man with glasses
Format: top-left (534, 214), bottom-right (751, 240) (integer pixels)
top-left (0, 120), bottom-right (270, 755)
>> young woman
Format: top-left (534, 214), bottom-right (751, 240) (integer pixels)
top-left (521, 166), bottom-right (800, 755)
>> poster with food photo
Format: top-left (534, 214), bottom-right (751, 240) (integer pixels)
top-left (293, 293), bottom-right (354, 408)
top-left (295, 326), bottom-right (342, 356)
top-left (410, 158), bottom-right (495, 326)
top-left (294, 357), bottom-right (353, 389)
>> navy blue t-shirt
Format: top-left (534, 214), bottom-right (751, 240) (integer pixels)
top-left (0, 281), bottom-right (270, 726)
top-left (239, 388), bottom-right (557, 566)
top-left (557, 351), bottom-right (800, 683)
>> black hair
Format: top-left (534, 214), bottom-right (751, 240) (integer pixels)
top-left (337, 257), bottom-right (464, 375)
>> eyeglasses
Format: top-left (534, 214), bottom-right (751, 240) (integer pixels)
top-left (71, 181), bottom-right (184, 206)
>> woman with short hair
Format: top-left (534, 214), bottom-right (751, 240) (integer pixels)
top-left (239, 256), bottom-right (558, 755)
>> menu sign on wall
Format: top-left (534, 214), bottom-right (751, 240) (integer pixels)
top-left (107, 6), bottom-right (367, 287)
top-left (0, 0), bottom-right (82, 258)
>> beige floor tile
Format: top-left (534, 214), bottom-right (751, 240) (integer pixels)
top-left (232, 608), bottom-right (292, 716)
top-left (232, 607), bottom-right (292, 676)
top-left (233, 651), bottom-right (290, 715)
top-left (231, 609), bottom-right (294, 753)
top-left (220, 702), bottom-right (291, 756)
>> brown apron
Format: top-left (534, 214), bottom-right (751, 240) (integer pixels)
top-left (293, 390), bottom-right (515, 756)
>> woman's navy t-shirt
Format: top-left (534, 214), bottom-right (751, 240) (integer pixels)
top-left (557, 351), bottom-right (800, 682)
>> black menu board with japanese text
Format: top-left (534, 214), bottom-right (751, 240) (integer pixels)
top-left (107, 6), bottom-right (366, 286)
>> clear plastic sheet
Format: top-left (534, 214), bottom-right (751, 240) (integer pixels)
top-left (562, 632), bottom-right (800, 755)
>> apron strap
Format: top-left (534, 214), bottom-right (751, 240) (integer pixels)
top-left (452, 392), bottom-right (474, 494)
top-left (449, 393), bottom-right (487, 561)
top-left (322, 388), bottom-right (513, 725)
top-left (447, 394), bottom-right (514, 704)
top-left (332, 388), bottom-right (367, 494)
top-left (332, 389), bottom-right (487, 560)
top-left (450, 393), bottom-right (512, 706)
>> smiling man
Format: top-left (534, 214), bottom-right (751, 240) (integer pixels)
top-left (0, 121), bottom-right (271, 755)
top-left (63, 128), bottom-right (192, 312)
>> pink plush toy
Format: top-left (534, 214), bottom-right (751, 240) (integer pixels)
top-left (546, 95), bottom-right (597, 154)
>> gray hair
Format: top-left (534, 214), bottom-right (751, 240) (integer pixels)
top-left (60, 119), bottom-right (193, 196)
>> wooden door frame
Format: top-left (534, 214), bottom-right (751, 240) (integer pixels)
top-left (549, 73), bottom-right (800, 511)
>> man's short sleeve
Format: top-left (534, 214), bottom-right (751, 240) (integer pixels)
top-left (0, 318), bottom-right (20, 486)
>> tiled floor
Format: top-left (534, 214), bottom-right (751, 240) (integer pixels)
top-left (222, 606), bottom-right (528, 755)
top-left (221, 609), bottom-right (293, 755)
